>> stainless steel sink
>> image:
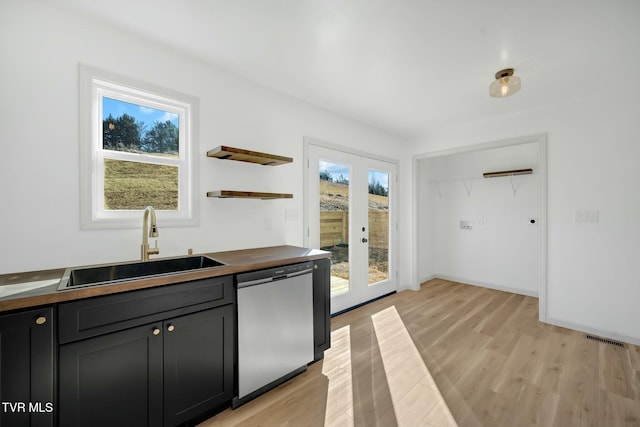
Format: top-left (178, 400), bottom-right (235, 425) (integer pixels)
top-left (58, 256), bottom-right (226, 290)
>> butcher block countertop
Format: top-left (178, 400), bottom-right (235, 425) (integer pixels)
top-left (0, 245), bottom-right (330, 313)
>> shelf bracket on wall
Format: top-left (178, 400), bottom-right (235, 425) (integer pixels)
top-left (431, 177), bottom-right (479, 198)
top-left (462, 179), bottom-right (473, 197)
top-left (509, 175), bottom-right (521, 197)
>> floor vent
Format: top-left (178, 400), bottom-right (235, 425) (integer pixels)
top-left (585, 334), bottom-right (625, 348)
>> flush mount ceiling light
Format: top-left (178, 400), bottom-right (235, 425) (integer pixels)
top-left (489, 68), bottom-right (521, 98)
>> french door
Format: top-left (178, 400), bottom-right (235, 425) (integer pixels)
top-left (306, 144), bottom-right (396, 314)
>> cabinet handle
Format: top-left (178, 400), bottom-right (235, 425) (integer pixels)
top-left (152, 328), bottom-right (161, 336)
top-left (35, 316), bottom-right (47, 325)
top-left (167, 325), bottom-right (175, 332)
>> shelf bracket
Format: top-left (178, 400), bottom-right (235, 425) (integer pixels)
top-left (509, 175), bottom-right (521, 197)
top-left (462, 179), bottom-right (473, 197)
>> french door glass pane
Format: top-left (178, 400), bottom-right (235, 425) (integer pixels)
top-left (368, 169), bottom-right (390, 285)
top-left (319, 161), bottom-right (350, 297)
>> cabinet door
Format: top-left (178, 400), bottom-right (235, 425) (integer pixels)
top-left (313, 258), bottom-right (331, 361)
top-left (58, 323), bottom-right (163, 427)
top-left (163, 305), bottom-right (234, 426)
top-left (0, 307), bottom-right (54, 427)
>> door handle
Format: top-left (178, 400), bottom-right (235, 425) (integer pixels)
top-left (362, 238), bottom-right (368, 243)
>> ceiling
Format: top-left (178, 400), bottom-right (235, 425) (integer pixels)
top-left (50, 0), bottom-right (639, 140)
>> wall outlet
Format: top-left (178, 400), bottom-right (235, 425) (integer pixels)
top-left (264, 216), bottom-right (272, 230)
top-left (460, 220), bottom-right (472, 230)
top-left (575, 209), bottom-right (599, 223)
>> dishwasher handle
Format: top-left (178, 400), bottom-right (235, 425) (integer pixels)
top-left (282, 268), bottom-right (313, 279)
top-left (238, 277), bottom-right (272, 288)
top-left (237, 268), bottom-right (312, 289)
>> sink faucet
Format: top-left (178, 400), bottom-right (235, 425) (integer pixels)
top-left (141, 206), bottom-right (160, 261)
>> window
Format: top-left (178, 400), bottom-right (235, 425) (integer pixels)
top-left (79, 65), bottom-right (199, 228)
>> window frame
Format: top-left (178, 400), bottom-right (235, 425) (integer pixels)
top-left (79, 64), bottom-right (199, 229)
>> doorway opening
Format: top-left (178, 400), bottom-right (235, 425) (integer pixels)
top-left (413, 134), bottom-right (548, 321)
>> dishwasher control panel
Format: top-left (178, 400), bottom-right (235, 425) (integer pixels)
top-left (236, 261), bottom-right (313, 285)
top-left (275, 262), bottom-right (313, 276)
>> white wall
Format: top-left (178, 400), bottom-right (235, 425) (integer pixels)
top-left (411, 89), bottom-right (640, 345)
top-left (417, 143), bottom-right (541, 296)
top-left (0, 0), bottom-right (412, 289)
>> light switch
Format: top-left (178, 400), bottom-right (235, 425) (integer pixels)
top-left (575, 209), bottom-right (599, 223)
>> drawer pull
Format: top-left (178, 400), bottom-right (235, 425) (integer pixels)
top-left (152, 327), bottom-right (161, 336)
top-left (167, 325), bottom-right (175, 332)
top-left (35, 316), bottom-right (47, 325)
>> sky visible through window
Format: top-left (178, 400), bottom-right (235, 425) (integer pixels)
top-left (102, 97), bottom-right (179, 126)
top-left (369, 170), bottom-right (389, 191)
top-left (319, 161), bottom-right (389, 190)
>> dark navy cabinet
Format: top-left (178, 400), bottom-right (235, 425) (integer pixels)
top-left (58, 276), bottom-right (235, 427)
top-left (313, 258), bottom-right (331, 361)
top-left (0, 307), bottom-right (54, 427)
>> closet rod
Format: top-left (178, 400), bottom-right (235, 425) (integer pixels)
top-left (483, 168), bottom-right (533, 178)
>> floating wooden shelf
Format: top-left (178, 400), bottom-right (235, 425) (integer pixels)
top-left (483, 168), bottom-right (533, 178)
top-left (206, 190), bottom-right (293, 200)
top-left (207, 146), bottom-right (292, 166)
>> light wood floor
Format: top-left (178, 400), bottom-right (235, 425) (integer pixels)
top-left (200, 279), bottom-right (640, 426)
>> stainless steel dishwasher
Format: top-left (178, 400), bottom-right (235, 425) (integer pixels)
top-left (233, 261), bottom-right (314, 408)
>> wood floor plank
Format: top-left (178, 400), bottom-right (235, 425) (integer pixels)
top-left (553, 333), bottom-right (599, 426)
top-left (489, 333), bottom-right (545, 398)
top-left (552, 395), bottom-right (598, 427)
top-left (529, 329), bottom-right (573, 394)
top-left (598, 389), bottom-right (640, 427)
top-left (600, 343), bottom-right (638, 400)
top-left (471, 291), bottom-right (520, 337)
top-left (450, 348), bottom-right (507, 407)
top-left (628, 345), bottom-right (640, 371)
top-left (510, 381), bottom-right (560, 427)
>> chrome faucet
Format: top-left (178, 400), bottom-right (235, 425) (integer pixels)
top-left (141, 206), bottom-right (160, 261)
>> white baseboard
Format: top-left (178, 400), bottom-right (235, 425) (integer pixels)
top-left (418, 274), bottom-right (437, 284)
top-left (427, 274), bottom-right (539, 298)
top-left (396, 282), bottom-right (413, 292)
top-left (546, 317), bottom-right (640, 347)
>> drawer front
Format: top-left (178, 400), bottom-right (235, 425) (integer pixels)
top-left (59, 276), bottom-right (234, 344)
